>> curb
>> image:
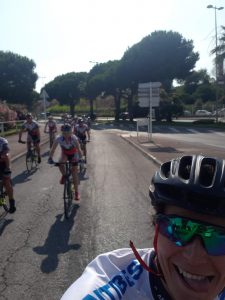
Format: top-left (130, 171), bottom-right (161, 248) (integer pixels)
top-left (11, 139), bottom-right (49, 163)
top-left (120, 135), bottom-right (162, 166)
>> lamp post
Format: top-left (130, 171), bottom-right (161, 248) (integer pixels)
top-left (207, 4), bottom-right (224, 122)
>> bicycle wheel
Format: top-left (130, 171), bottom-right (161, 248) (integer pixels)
top-left (63, 177), bottom-right (73, 219)
top-left (79, 160), bottom-right (86, 175)
top-left (26, 152), bottom-right (33, 172)
top-left (32, 149), bottom-right (38, 169)
top-left (0, 183), bottom-right (8, 212)
top-left (49, 133), bottom-right (55, 148)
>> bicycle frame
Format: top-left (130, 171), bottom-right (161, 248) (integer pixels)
top-left (45, 130), bottom-right (56, 148)
top-left (0, 179), bottom-right (8, 212)
top-left (55, 161), bottom-right (74, 219)
top-left (26, 143), bottom-right (38, 172)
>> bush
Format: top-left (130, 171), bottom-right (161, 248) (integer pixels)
top-left (193, 118), bottom-right (215, 124)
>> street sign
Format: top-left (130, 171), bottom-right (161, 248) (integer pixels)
top-left (138, 82), bottom-right (161, 89)
top-left (40, 89), bottom-right (49, 99)
top-left (137, 118), bottom-right (149, 126)
top-left (138, 97), bottom-right (160, 107)
top-left (138, 82), bottom-right (161, 108)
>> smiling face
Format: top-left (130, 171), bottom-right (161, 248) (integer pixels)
top-left (26, 116), bottom-right (32, 123)
top-left (157, 205), bottom-right (225, 300)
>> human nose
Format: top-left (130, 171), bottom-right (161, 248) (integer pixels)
top-left (182, 236), bottom-right (208, 262)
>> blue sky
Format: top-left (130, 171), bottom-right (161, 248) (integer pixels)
top-left (1, 0), bottom-right (225, 91)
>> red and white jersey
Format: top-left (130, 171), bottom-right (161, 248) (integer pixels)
top-left (55, 134), bottom-right (79, 155)
top-left (74, 124), bottom-right (88, 138)
top-left (46, 120), bottom-right (57, 132)
top-left (22, 120), bottom-right (39, 136)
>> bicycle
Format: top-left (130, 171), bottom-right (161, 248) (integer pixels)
top-left (0, 179), bottom-right (9, 213)
top-left (19, 140), bottom-right (38, 172)
top-left (79, 158), bottom-right (86, 174)
top-left (44, 130), bottom-right (56, 149)
top-left (54, 161), bottom-right (74, 219)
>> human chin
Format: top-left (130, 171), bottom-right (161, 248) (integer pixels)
top-left (157, 236), bottom-right (216, 300)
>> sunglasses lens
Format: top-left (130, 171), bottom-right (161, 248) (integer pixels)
top-left (156, 215), bottom-right (225, 256)
top-left (203, 229), bottom-right (225, 255)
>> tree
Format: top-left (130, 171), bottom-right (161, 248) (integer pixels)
top-left (183, 69), bottom-right (211, 94)
top-left (0, 51), bottom-right (38, 106)
top-left (117, 30), bottom-right (199, 120)
top-left (45, 72), bottom-right (87, 116)
top-left (86, 60), bottom-right (121, 119)
top-left (211, 25), bottom-right (225, 80)
top-left (119, 30), bottom-right (199, 89)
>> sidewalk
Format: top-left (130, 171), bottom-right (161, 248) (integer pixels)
top-left (121, 132), bottom-right (225, 166)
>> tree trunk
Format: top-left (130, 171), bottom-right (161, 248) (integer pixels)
top-left (114, 89), bottom-right (121, 121)
top-left (89, 98), bottom-right (94, 117)
top-left (70, 99), bottom-right (75, 117)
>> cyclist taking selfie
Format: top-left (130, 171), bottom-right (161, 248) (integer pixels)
top-left (61, 155), bottom-right (225, 300)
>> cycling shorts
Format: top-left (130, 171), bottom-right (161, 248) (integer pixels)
top-left (78, 136), bottom-right (86, 144)
top-left (62, 152), bottom-right (79, 166)
top-left (28, 134), bottom-right (40, 144)
top-left (0, 162), bottom-right (11, 179)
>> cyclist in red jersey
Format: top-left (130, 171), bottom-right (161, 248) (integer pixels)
top-left (18, 113), bottom-right (41, 163)
top-left (48, 124), bottom-right (83, 200)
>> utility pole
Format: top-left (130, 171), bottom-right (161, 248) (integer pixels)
top-left (207, 4), bottom-right (224, 122)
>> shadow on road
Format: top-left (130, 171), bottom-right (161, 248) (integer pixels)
top-left (0, 217), bottom-right (13, 235)
top-left (12, 169), bottom-right (38, 185)
top-left (33, 204), bottom-right (81, 274)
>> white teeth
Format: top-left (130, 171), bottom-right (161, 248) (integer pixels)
top-left (178, 267), bottom-right (206, 281)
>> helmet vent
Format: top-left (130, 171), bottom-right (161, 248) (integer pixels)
top-left (160, 161), bottom-right (171, 178)
top-left (199, 158), bottom-right (216, 187)
top-left (178, 156), bottom-right (192, 180)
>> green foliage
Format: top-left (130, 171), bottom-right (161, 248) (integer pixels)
top-left (44, 72), bottom-right (88, 116)
top-left (193, 119), bottom-right (215, 125)
top-left (0, 51), bottom-right (38, 105)
top-left (118, 30), bottom-right (199, 90)
top-left (48, 105), bottom-right (70, 114)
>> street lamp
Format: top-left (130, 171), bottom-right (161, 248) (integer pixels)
top-left (89, 61), bottom-right (99, 64)
top-left (207, 4), bottom-right (224, 122)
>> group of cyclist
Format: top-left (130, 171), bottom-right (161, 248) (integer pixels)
top-left (0, 112), bottom-right (91, 213)
top-left (2, 110), bottom-right (225, 299)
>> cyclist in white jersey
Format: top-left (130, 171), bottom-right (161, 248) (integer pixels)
top-left (74, 118), bottom-right (88, 163)
top-left (44, 115), bottom-right (57, 147)
top-left (0, 137), bottom-right (16, 213)
top-left (48, 124), bottom-right (83, 200)
top-left (61, 155), bottom-right (225, 300)
top-left (18, 113), bottom-right (42, 163)
top-left (44, 115), bottom-right (57, 134)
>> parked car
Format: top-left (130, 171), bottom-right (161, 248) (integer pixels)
top-left (195, 110), bottom-right (212, 117)
top-left (119, 112), bottom-right (130, 120)
top-left (85, 113), bottom-right (97, 120)
top-left (183, 110), bottom-right (191, 117)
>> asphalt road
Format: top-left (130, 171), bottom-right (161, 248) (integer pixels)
top-left (0, 129), bottom-right (157, 300)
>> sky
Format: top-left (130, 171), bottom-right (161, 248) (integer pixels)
top-left (1, 0), bottom-right (225, 92)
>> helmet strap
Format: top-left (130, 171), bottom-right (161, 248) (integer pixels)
top-left (129, 240), bottom-right (162, 277)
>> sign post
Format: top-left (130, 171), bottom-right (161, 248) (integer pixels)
top-left (138, 82), bottom-right (161, 142)
top-left (40, 89), bottom-right (49, 121)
